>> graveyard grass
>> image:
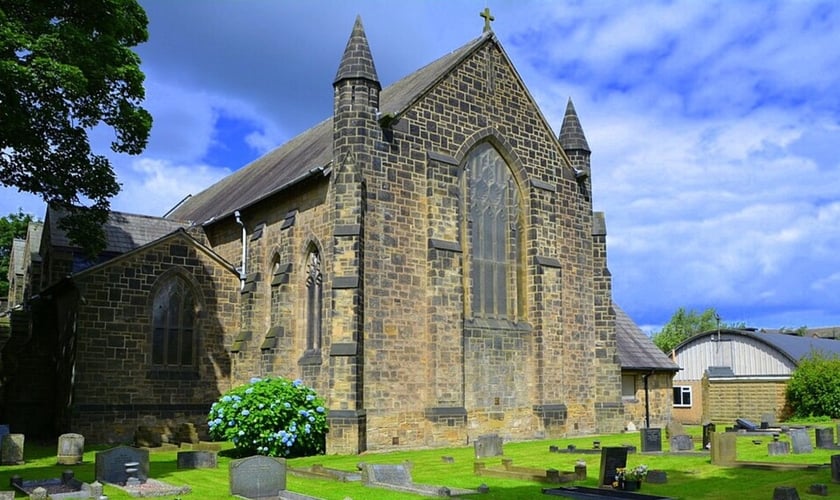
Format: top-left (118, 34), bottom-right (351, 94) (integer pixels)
top-left (2, 425), bottom-right (839, 499)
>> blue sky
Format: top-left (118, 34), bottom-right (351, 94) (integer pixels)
top-left (3, 1), bottom-right (840, 332)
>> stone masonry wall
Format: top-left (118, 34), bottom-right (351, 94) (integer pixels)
top-left (702, 377), bottom-right (788, 425)
top-left (68, 233), bottom-right (240, 443)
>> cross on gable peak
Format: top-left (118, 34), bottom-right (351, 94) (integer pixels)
top-left (480, 7), bottom-right (495, 33)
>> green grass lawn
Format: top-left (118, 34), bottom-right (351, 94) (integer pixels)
top-left (2, 426), bottom-right (838, 499)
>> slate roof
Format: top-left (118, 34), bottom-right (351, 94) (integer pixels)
top-left (615, 305), bottom-right (680, 372)
top-left (558, 98), bottom-right (590, 152)
top-left (47, 207), bottom-right (189, 254)
top-left (167, 30), bottom-right (491, 225)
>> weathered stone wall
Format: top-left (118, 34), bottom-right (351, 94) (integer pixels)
top-left (67, 233), bottom-right (241, 443)
top-left (622, 372), bottom-right (673, 428)
top-left (701, 376), bottom-right (788, 425)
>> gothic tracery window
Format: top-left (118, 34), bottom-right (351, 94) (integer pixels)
top-left (466, 142), bottom-right (523, 320)
top-left (151, 276), bottom-right (196, 367)
top-left (305, 248), bottom-right (323, 351)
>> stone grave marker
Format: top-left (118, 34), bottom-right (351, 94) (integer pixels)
top-left (816, 428), bottom-right (835, 449)
top-left (702, 422), bottom-right (716, 449)
top-left (598, 447), bottom-right (628, 486)
top-left (790, 428), bottom-right (813, 454)
top-left (0, 491), bottom-right (12, 500)
top-left (772, 486), bottom-right (800, 500)
top-left (647, 470), bottom-right (667, 484)
top-left (808, 483), bottom-right (828, 496)
top-left (711, 432), bottom-right (737, 466)
top-left (665, 420), bottom-right (685, 438)
top-left (362, 463), bottom-right (412, 487)
top-left (474, 433), bottom-right (503, 459)
top-left (229, 455), bottom-right (286, 499)
top-left (0, 433), bottom-right (24, 465)
top-left (670, 434), bottom-right (694, 452)
top-left (30, 487), bottom-right (47, 500)
top-left (768, 441), bottom-right (790, 456)
top-left (640, 428), bottom-right (661, 452)
top-left (735, 418), bottom-right (759, 431)
top-left (762, 412), bottom-right (777, 427)
top-left (831, 455), bottom-right (840, 484)
top-left (177, 450), bottom-right (217, 469)
top-left (95, 445), bottom-right (149, 484)
top-left (57, 433), bottom-right (84, 465)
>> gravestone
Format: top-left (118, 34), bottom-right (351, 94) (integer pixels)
top-left (0, 492), bottom-right (12, 500)
top-left (0, 433), bottom-right (24, 465)
top-left (670, 434), bottom-right (694, 452)
top-left (177, 450), bottom-right (217, 469)
top-left (640, 428), bottom-right (661, 452)
top-left (665, 420), bottom-right (685, 438)
top-left (772, 486), bottom-right (800, 500)
top-left (790, 428), bottom-right (813, 454)
top-left (808, 484), bottom-right (828, 496)
top-left (30, 487), bottom-right (47, 500)
top-left (768, 441), bottom-right (790, 456)
top-left (229, 455), bottom-right (286, 499)
top-left (95, 445), bottom-right (149, 484)
top-left (831, 455), bottom-right (840, 484)
top-left (474, 433), bottom-right (503, 459)
top-left (711, 432), bottom-right (737, 466)
top-left (761, 412), bottom-right (777, 427)
top-left (647, 470), bottom-right (667, 484)
top-left (702, 423), bottom-right (716, 449)
top-left (735, 418), bottom-right (759, 431)
top-left (57, 433), bottom-right (85, 465)
top-left (816, 428), bottom-right (835, 449)
top-left (362, 463), bottom-right (412, 487)
top-left (598, 447), bottom-right (628, 487)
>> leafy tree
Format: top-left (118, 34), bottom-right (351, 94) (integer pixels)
top-left (0, 209), bottom-right (35, 297)
top-left (786, 352), bottom-right (840, 418)
top-left (651, 307), bottom-right (744, 354)
top-left (0, 0), bottom-right (152, 256)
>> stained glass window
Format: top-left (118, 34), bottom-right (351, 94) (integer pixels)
top-left (305, 249), bottom-right (323, 351)
top-left (152, 276), bottom-right (196, 366)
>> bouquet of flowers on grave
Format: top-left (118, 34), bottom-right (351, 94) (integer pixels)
top-left (615, 464), bottom-right (648, 484)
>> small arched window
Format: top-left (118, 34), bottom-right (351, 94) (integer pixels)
top-left (305, 248), bottom-right (323, 351)
top-left (465, 142), bottom-right (523, 320)
top-left (151, 276), bottom-right (196, 367)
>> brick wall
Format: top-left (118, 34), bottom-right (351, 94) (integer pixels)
top-left (701, 376), bottom-right (788, 425)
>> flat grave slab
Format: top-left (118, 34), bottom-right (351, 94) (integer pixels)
top-left (361, 462), bottom-right (477, 497)
top-left (543, 486), bottom-right (676, 499)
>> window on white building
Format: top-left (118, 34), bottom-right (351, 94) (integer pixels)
top-left (673, 386), bottom-right (692, 407)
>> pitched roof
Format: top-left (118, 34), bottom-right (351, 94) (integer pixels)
top-left (679, 329), bottom-right (840, 366)
top-left (47, 207), bottom-right (189, 254)
top-left (167, 32), bottom-right (491, 225)
top-left (615, 305), bottom-right (680, 371)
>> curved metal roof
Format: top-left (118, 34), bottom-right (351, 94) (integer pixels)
top-left (675, 329), bottom-right (840, 366)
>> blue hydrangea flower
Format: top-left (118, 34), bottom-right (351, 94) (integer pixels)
top-left (250, 377), bottom-right (262, 384)
top-left (309, 416), bottom-right (315, 422)
top-left (241, 409), bottom-right (250, 416)
top-left (306, 394), bottom-right (315, 401)
top-left (238, 430), bottom-right (245, 436)
top-left (245, 387), bottom-right (254, 394)
top-left (222, 395), bottom-right (232, 402)
top-left (316, 406), bottom-right (324, 413)
top-left (293, 379), bottom-right (303, 387)
top-left (284, 402), bottom-right (291, 408)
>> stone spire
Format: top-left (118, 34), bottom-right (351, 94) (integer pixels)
top-left (334, 15), bottom-right (380, 88)
top-left (558, 98), bottom-right (590, 153)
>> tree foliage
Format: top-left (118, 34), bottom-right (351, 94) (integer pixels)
top-left (651, 307), bottom-right (744, 354)
top-left (0, 209), bottom-right (35, 298)
top-left (0, 0), bottom-right (152, 255)
top-left (786, 352), bottom-right (840, 419)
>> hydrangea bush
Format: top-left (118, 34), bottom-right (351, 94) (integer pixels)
top-left (208, 377), bottom-right (328, 457)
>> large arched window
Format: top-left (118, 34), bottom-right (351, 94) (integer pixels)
top-left (305, 248), bottom-right (323, 351)
top-left (466, 142), bottom-right (523, 320)
top-left (151, 275), bottom-right (196, 367)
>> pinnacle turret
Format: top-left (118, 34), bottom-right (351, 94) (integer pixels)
top-left (558, 98), bottom-right (590, 153)
top-left (334, 15), bottom-right (380, 88)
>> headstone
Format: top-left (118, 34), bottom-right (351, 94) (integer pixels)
top-left (670, 434), bottom-right (694, 451)
top-left (229, 455), bottom-right (286, 499)
top-left (57, 433), bottom-right (85, 465)
top-left (95, 445), bottom-right (149, 484)
top-left (598, 447), bottom-right (628, 487)
top-left (762, 412), bottom-right (777, 427)
top-left (89, 481), bottom-right (103, 498)
top-left (808, 484), bottom-right (828, 496)
top-left (177, 450), bottom-right (217, 469)
top-left (735, 418), bottom-right (759, 431)
top-left (831, 455), bottom-right (840, 483)
top-left (362, 463), bottom-right (412, 487)
top-left (473, 433), bottom-right (503, 459)
top-left (702, 423), bottom-right (716, 449)
top-left (665, 420), bottom-right (685, 438)
top-left (790, 428), bottom-right (813, 454)
top-left (1, 433), bottom-right (24, 465)
top-left (816, 428), bottom-right (835, 449)
top-left (646, 470), bottom-right (667, 484)
top-left (640, 428), bottom-right (661, 452)
top-left (711, 432), bottom-right (737, 465)
top-left (772, 486), bottom-right (800, 500)
top-left (768, 441), bottom-right (790, 456)
top-left (0, 492), bottom-right (13, 500)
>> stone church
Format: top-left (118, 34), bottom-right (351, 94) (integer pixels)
top-left (3, 16), bottom-right (677, 453)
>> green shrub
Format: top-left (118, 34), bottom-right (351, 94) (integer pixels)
top-left (208, 377), bottom-right (328, 457)
top-left (786, 352), bottom-right (840, 419)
